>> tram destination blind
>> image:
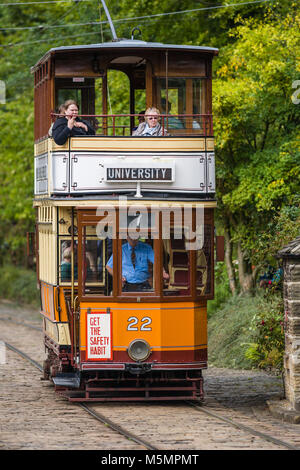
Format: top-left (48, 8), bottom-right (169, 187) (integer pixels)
top-left (106, 167), bottom-right (173, 182)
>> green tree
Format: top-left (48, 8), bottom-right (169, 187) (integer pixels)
top-left (213, 5), bottom-right (300, 292)
top-left (0, 0), bottom-right (298, 273)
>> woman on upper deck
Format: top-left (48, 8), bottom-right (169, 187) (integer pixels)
top-left (132, 107), bottom-right (168, 136)
top-left (52, 100), bottom-right (95, 145)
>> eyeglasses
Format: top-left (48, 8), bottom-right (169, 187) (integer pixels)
top-left (148, 116), bottom-right (158, 120)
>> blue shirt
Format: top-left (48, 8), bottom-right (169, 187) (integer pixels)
top-left (106, 241), bottom-right (154, 283)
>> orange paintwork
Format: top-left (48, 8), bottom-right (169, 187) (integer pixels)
top-left (40, 282), bottom-right (69, 323)
top-left (79, 300), bottom-right (207, 353)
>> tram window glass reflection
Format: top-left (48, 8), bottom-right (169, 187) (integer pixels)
top-left (163, 229), bottom-right (191, 297)
top-left (157, 78), bottom-right (206, 131)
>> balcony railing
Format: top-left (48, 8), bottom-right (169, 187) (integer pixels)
top-left (50, 113), bottom-right (213, 137)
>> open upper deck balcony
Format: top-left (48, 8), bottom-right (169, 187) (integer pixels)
top-left (32, 39), bottom-right (218, 199)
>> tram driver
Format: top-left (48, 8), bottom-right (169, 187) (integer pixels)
top-left (106, 235), bottom-right (169, 292)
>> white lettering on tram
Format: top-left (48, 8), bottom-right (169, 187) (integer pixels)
top-left (96, 196), bottom-right (204, 249)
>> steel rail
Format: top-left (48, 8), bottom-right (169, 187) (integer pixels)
top-left (3, 318), bottom-right (299, 450)
top-left (79, 403), bottom-right (158, 450)
top-left (4, 342), bottom-right (44, 372)
top-left (3, 339), bottom-right (158, 451)
top-left (186, 400), bottom-right (300, 451)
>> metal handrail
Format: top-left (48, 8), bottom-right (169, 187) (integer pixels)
top-left (50, 113), bottom-right (213, 136)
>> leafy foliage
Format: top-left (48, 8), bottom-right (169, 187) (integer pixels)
top-left (245, 290), bottom-right (285, 372)
top-left (0, 0), bottom-right (299, 274)
top-left (213, 4), bottom-right (300, 282)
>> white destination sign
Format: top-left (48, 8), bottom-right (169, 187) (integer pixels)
top-left (104, 160), bottom-right (175, 183)
top-left (86, 311), bottom-right (112, 361)
top-left (106, 167), bottom-right (172, 181)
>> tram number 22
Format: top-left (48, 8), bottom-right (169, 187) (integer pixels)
top-left (127, 316), bottom-right (152, 331)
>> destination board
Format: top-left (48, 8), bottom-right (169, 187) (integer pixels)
top-left (106, 167), bottom-right (173, 181)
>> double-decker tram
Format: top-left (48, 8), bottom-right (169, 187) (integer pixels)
top-left (32, 29), bottom-right (221, 401)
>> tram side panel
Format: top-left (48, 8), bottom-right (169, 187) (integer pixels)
top-left (36, 203), bottom-right (214, 378)
top-left (36, 204), bottom-right (75, 375)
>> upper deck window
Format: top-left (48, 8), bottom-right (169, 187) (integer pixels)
top-left (156, 77), bottom-right (208, 134)
top-left (33, 43), bottom-right (217, 141)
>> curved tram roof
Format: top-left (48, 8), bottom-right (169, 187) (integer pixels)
top-left (32, 39), bottom-right (218, 71)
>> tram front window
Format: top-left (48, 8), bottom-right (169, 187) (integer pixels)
top-left (106, 236), bottom-right (155, 293)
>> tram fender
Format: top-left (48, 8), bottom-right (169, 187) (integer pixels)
top-left (52, 371), bottom-right (81, 388)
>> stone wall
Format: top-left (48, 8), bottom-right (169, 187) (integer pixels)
top-left (279, 238), bottom-right (300, 411)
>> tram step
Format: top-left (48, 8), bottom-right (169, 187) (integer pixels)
top-left (52, 372), bottom-right (81, 388)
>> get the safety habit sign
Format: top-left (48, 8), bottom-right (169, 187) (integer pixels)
top-left (86, 311), bottom-right (112, 361)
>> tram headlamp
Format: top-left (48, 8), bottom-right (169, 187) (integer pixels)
top-left (127, 339), bottom-right (151, 362)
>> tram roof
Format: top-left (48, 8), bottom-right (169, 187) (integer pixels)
top-left (32, 39), bottom-right (218, 71)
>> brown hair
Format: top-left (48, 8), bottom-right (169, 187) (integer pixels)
top-left (64, 100), bottom-right (79, 111)
top-left (58, 104), bottom-right (66, 115)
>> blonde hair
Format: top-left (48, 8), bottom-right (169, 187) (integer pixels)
top-left (145, 107), bottom-right (160, 123)
top-left (145, 107), bottom-right (160, 116)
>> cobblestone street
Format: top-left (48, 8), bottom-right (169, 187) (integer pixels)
top-left (0, 299), bottom-right (299, 451)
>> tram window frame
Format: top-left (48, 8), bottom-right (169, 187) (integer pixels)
top-left (59, 238), bottom-right (78, 286)
top-left (55, 78), bottom-right (96, 114)
top-left (156, 77), bottom-right (208, 134)
top-left (162, 227), bottom-right (193, 298)
top-left (116, 235), bottom-right (160, 299)
top-left (116, 209), bottom-right (160, 299)
top-left (77, 213), bottom-right (116, 300)
top-left (76, 209), bottom-right (214, 302)
top-left (195, 223), bottom-right (214, 299)
top-left (159, 208), bottom-right (214, 301)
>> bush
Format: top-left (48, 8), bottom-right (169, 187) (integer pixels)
top-left (244, 289), bottom-right (284, 372)
top-left (0, 264), bottom-right (39, 306)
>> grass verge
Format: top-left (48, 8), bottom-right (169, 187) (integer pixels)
top-left (208, 292), bottom-right (263, 369)
top-left (0, 264), bottom-right (39, 307)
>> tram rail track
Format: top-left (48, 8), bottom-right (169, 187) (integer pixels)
top-left (1, 317), bottom-right (300, 451)
top-left (186, 401), bottom-right (300, 451)
top-left (2, 338), bottom-right (158, 451)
